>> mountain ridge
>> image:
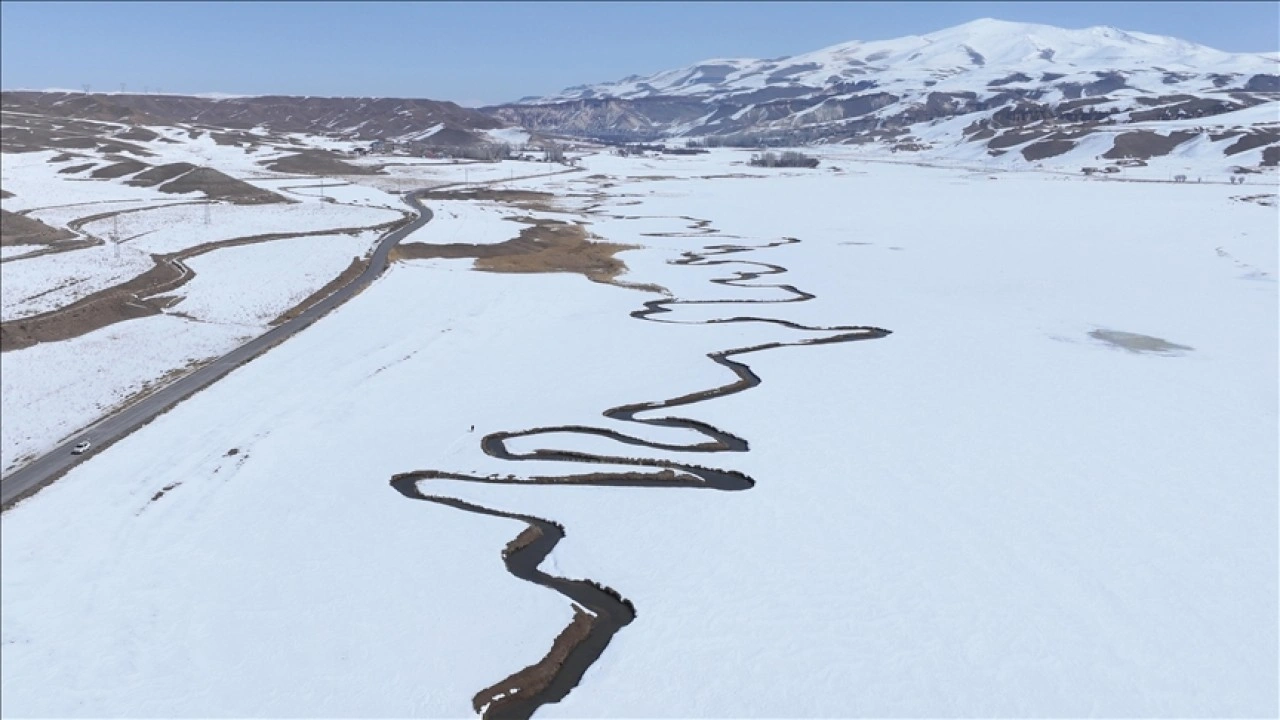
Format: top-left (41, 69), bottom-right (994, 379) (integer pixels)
top-left (488, 18), bottom-right (1279, 170)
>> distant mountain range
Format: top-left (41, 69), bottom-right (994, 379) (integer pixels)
top-left (5, 19), bottom-right (1277, 169)
top-left (1, 92), bottom-right (502, 149)
top-left (488, 19), bottom-right (1280, 166)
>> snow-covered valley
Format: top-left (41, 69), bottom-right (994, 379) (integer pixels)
top-left (2, 147), bottom-right (1275, 717)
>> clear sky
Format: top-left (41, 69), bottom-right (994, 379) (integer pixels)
top-left (2, 1), bottom-right (1276, 106)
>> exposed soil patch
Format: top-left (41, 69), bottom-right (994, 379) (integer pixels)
top-left (0, 189), bottom-right (13, 199)
top-left (1, 209), bottom-right (75, 245)
top-left (1225, 131), bottom-right (1279, 157)
top-left (1021, 139), bottom-right (1077, 161)
top-left (116, 126), bottom-right (159, 142)
top-left (1233, 194), bottom-right (1277, 207)
top-left (209, 130), bottom-right (260, 148)
top-left (157, 167), bottom-right (289, 204)
top-left (1102, 131), bottom-right (1197, 160)
top-left (148, 482), bottom-right (181, 503)
top-left (424, 126), bottom-right (485, 146)
top-left (90, 159), bottom-right (148, 179)
top-left (128, 162), bottom-right (196, 187)
top-left (987, 128), bottom-right (1051, 150)
top-left (1019, 129), bottom-right (1094, 161)
top-left (1090, 329), bottom-right (1193, 355)
top-left (263, 150), bottom-right (382, 176)
top-left (395, 219), bottom-right (636, 287)
top-left (45, 136), bottom-right (99, 150)
top-left (57, 162), bottom-right (97, 175)
top-left (97, 140), bottom-right (154, 157)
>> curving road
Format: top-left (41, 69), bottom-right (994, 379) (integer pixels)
top-left (2, 164), bottom-right (584, 508)
top-left (0, 190), bottom-right (436, 508)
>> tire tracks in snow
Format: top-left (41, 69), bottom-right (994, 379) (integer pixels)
top-left (392, 235), bottom-right (890, 718)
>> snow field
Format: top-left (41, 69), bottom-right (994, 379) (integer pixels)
top-left (1, 243), bottom-right (155, 320)
top-left (0, 150), bottom-right (182, 210)
top-left (0, 315), bottom-right (250, 472)
top-left (0, 260), bottom-right (717, 717)
top-left (170, 230), bottom-right (381, 326)
top-left (1, 229), bottom-right (384, 471)
top-left (2, 151), bottom-right (1275, 717)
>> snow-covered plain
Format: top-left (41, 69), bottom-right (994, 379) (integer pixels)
top-left (2, 150), bottom-right (1276, 717)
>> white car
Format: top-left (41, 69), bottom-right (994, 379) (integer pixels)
top-left (72, 441), bottom-right (91, 455)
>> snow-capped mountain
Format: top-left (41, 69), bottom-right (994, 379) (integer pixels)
top-left (536, 19), bottom-right (1276, 103)
top-left (490, 19), bottom-right (1280, 168)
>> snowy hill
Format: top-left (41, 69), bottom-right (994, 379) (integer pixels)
top-left (491, 19), bottom-right (1280, 170)
top-left (537, 19), bottom-right (1276, 103)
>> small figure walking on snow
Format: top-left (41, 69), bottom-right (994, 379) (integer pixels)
top-left (470, 424), bottom-right (475, 432)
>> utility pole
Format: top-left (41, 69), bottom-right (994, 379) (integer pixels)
top-left (120, 82), bottom-right (126, 94)
top-left (111, 215), bottom-right (121, 262)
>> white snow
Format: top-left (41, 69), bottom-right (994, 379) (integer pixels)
top-left (1, 151), bottom-right (177, 211)
top-left (1, 315), bottom-right (250, 472)
top-left (538, 19), bottom-right (1278, 103)
top-left (2, 150), bottom-right (1275, 717)
top-left (0, 244), bottom-right (46, 260)
top-left (1, 227), bottom-right (384, 471)
top-left (1, 243), bottom-right (155, 320)
top-left (171, 231), bottom-right (378, 326)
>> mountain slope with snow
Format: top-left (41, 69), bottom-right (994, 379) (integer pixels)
top-left (492, 19), bottom-right (1280, 171)
top-left (538, 19), bottom-right (1277, 103)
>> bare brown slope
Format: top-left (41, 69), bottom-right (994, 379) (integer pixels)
top-left (1, 209), bottom-right (75, 246)
top-left (2, 91), bottom-right (504, 139)
top-left (157, 168), bottom-right (289, 205)
top-left (263, 150), bottom-right (382, 175)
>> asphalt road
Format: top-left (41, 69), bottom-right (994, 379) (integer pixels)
top-left (0, 190), bottom-right (436, 508)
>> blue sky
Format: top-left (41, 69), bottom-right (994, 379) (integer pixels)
top-left (2, 2), bottom-right (1276, 105)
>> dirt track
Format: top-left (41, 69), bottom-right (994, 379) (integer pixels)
top-left (0, 215), bottom-right (409, 352)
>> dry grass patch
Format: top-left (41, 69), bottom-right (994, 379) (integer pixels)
top-left (397, 218), bottom-right (639, 286)
top-left (419, 188), bottom-right (562, 213)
